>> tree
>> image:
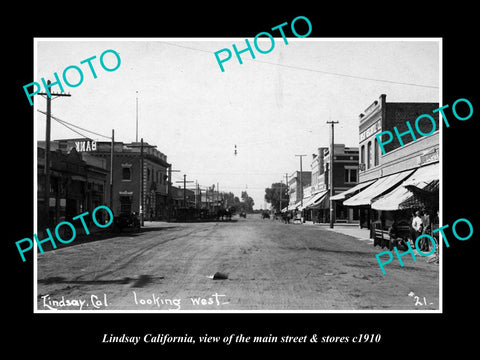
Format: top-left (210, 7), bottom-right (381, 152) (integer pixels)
top-left (264, 182), bottom-right (289, 212)
top-left (216, 191), bottom-right (254, 213)
top-left (240, 191), bottom-right (255, 212)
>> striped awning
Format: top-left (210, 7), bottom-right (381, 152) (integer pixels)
top-left (330, 179), bottom-right (377, 201)
top-left (343, 169), bottom-right (415, 207)
top-left (371, 163), bottom-right (439, 211)
top-left (299, 190), bottom-right (328, 210)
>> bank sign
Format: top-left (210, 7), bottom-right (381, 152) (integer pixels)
top-left (75, 139), bottom-right (97, 152)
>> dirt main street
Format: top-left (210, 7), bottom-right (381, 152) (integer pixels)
top-left (36, 215), bottom-right (439, 311)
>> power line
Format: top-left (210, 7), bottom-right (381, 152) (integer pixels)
top-left (51, 116), bottom-right (91, 138)
top-left (160, 42), bottom-right (438, 89)
top-left (159, 41), bottom-right (214, 54)
top-left (37, 110), bottom-right (111, 139)
top-left (254, 59), bottom-right (439, 89)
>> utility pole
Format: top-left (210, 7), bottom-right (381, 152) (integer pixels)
top-left (109, 129), bottom-right (114, 211)
top-left (140, 138), bottom-right (144, 226)
top-left (176, 174), bottom-right (193, 208)
top-left (135, 91), bottom-right (139, 143)
top-left (167, 166), bottom-right (181, 222)
top-left (195, 180), bottom-right (198, 208)
top-left (38, 80), bottom-right (70, 227)
top-left (285, 173), bottom-right (289, 210)
top-left (279, 180), bottom-right (283, 213)
top-left (327, 120), bottom-right (339, 228)
top-left (295, 154), bottom-right (307, 208)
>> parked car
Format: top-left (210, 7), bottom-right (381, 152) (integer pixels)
top-left (112, 212), bottom-right (140, 232)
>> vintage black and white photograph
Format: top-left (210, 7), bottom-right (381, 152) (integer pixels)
top-left (33, 38), bottom-right (441, 312)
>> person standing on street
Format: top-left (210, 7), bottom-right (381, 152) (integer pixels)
top-left (421, 209), bottom-right (431, 252)
top-left (412, 210), bottom-right (424, 249)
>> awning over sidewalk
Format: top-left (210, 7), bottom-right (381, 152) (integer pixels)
top-left (330, 179), bottom-right (377, 201)
top-left (287, 201), bottom-right (302, 211)
top-left (300, 190), bottom-right (328, 210)
top-left (371, 162), bottom-right (439, 211)
top-left (343, 169), bottom-right (415, 207)
top-left (308, 192), bottom-right (330, 210)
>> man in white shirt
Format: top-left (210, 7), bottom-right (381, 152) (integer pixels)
top-left (412, 211), bottom-right (424, 248)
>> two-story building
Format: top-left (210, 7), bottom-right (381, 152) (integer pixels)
top-left (333, 94), bottom-right (439, 233)
top-left (37, 140), bottom-right (108, 230)
top-left (92, 140), bottom-right (170, 221)
top-left (287, 170), bottom-right (311, 212)
top-left (50, 138), bottom-right (171, 221)
top-left (302, 144), bottom-right (359, 223)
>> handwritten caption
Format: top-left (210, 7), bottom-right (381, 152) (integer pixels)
top-left (40, 291), bottom-right (230, 311)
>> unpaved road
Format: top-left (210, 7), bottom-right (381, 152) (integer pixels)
top-left (36, 215), bottom-right (439, 311)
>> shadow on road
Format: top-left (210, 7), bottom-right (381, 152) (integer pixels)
top-left (38, 274), bottom-right (164, 287)
top-left (37, 225), bottom-right (179, 253)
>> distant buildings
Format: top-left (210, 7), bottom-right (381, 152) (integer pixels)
top-left (304, 145), bottom-right (359, 223)
top-left (287, 170), bottom-right (311, 209)
top-left (283, 144), bottom-right (359, 223)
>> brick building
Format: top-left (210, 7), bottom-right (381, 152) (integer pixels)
top-left (92, 140), bottom-right (170, 220)
top-left (357, 94), bottom-right (439, 181)
top-left (334, 94), bottom-right (439, 231)
top-left (287, 170), bottom-right (311, 210)
top-left (49, 138), bottom-right (171, 221)
top-left (303, 144), bottom-right (359, 223)
top-left (37, 141), bottom-right (108, 230)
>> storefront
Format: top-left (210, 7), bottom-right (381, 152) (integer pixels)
top-left (370, 161), bottom-right (439, 242)
top-left (37, 145), bottom-right (108, 230)
top-left (300, 190), bottom-right (328, 222)
top-left (332, 94), bottom-right (439, 237)
top-left (342, 169), bottom-right (415, 228)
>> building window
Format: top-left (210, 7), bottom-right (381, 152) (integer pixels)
top-left (120, 195), bottom-right (132, 214)
top-left (122, 167), bottom-right (131, 181)
top-left (344, 168), bottom-right (358, 184)
top-left (360, 145), bottom-right (365, 167)
top-left (374, 139), bottom-right (380, 166)
top-left (367, 141), bottom-right (372, 169)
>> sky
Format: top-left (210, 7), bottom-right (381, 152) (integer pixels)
top-left (35, 38), bottom-right (440, 209)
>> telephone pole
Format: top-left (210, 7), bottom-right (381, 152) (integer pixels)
top-left (285, 172), bottom-right (289, 210)
top-left (295, 155), bottom-right (307, 208)
top-left (135, 91), bottom-right (139, 142)
top-left (38, 80), bottom-right (70, 227)
top-left (176, 174), bottom-right (194, 208)
top-left (327, 120), bottom-right (339, 228)
top-left (167, 166), bottom-right (181, 222)
top-left (109, 129), bottom-right (114, 211)
top-left (279, 180), bottom-right (283, 213)
top-left (140, 138), bottom-right (144, 226)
